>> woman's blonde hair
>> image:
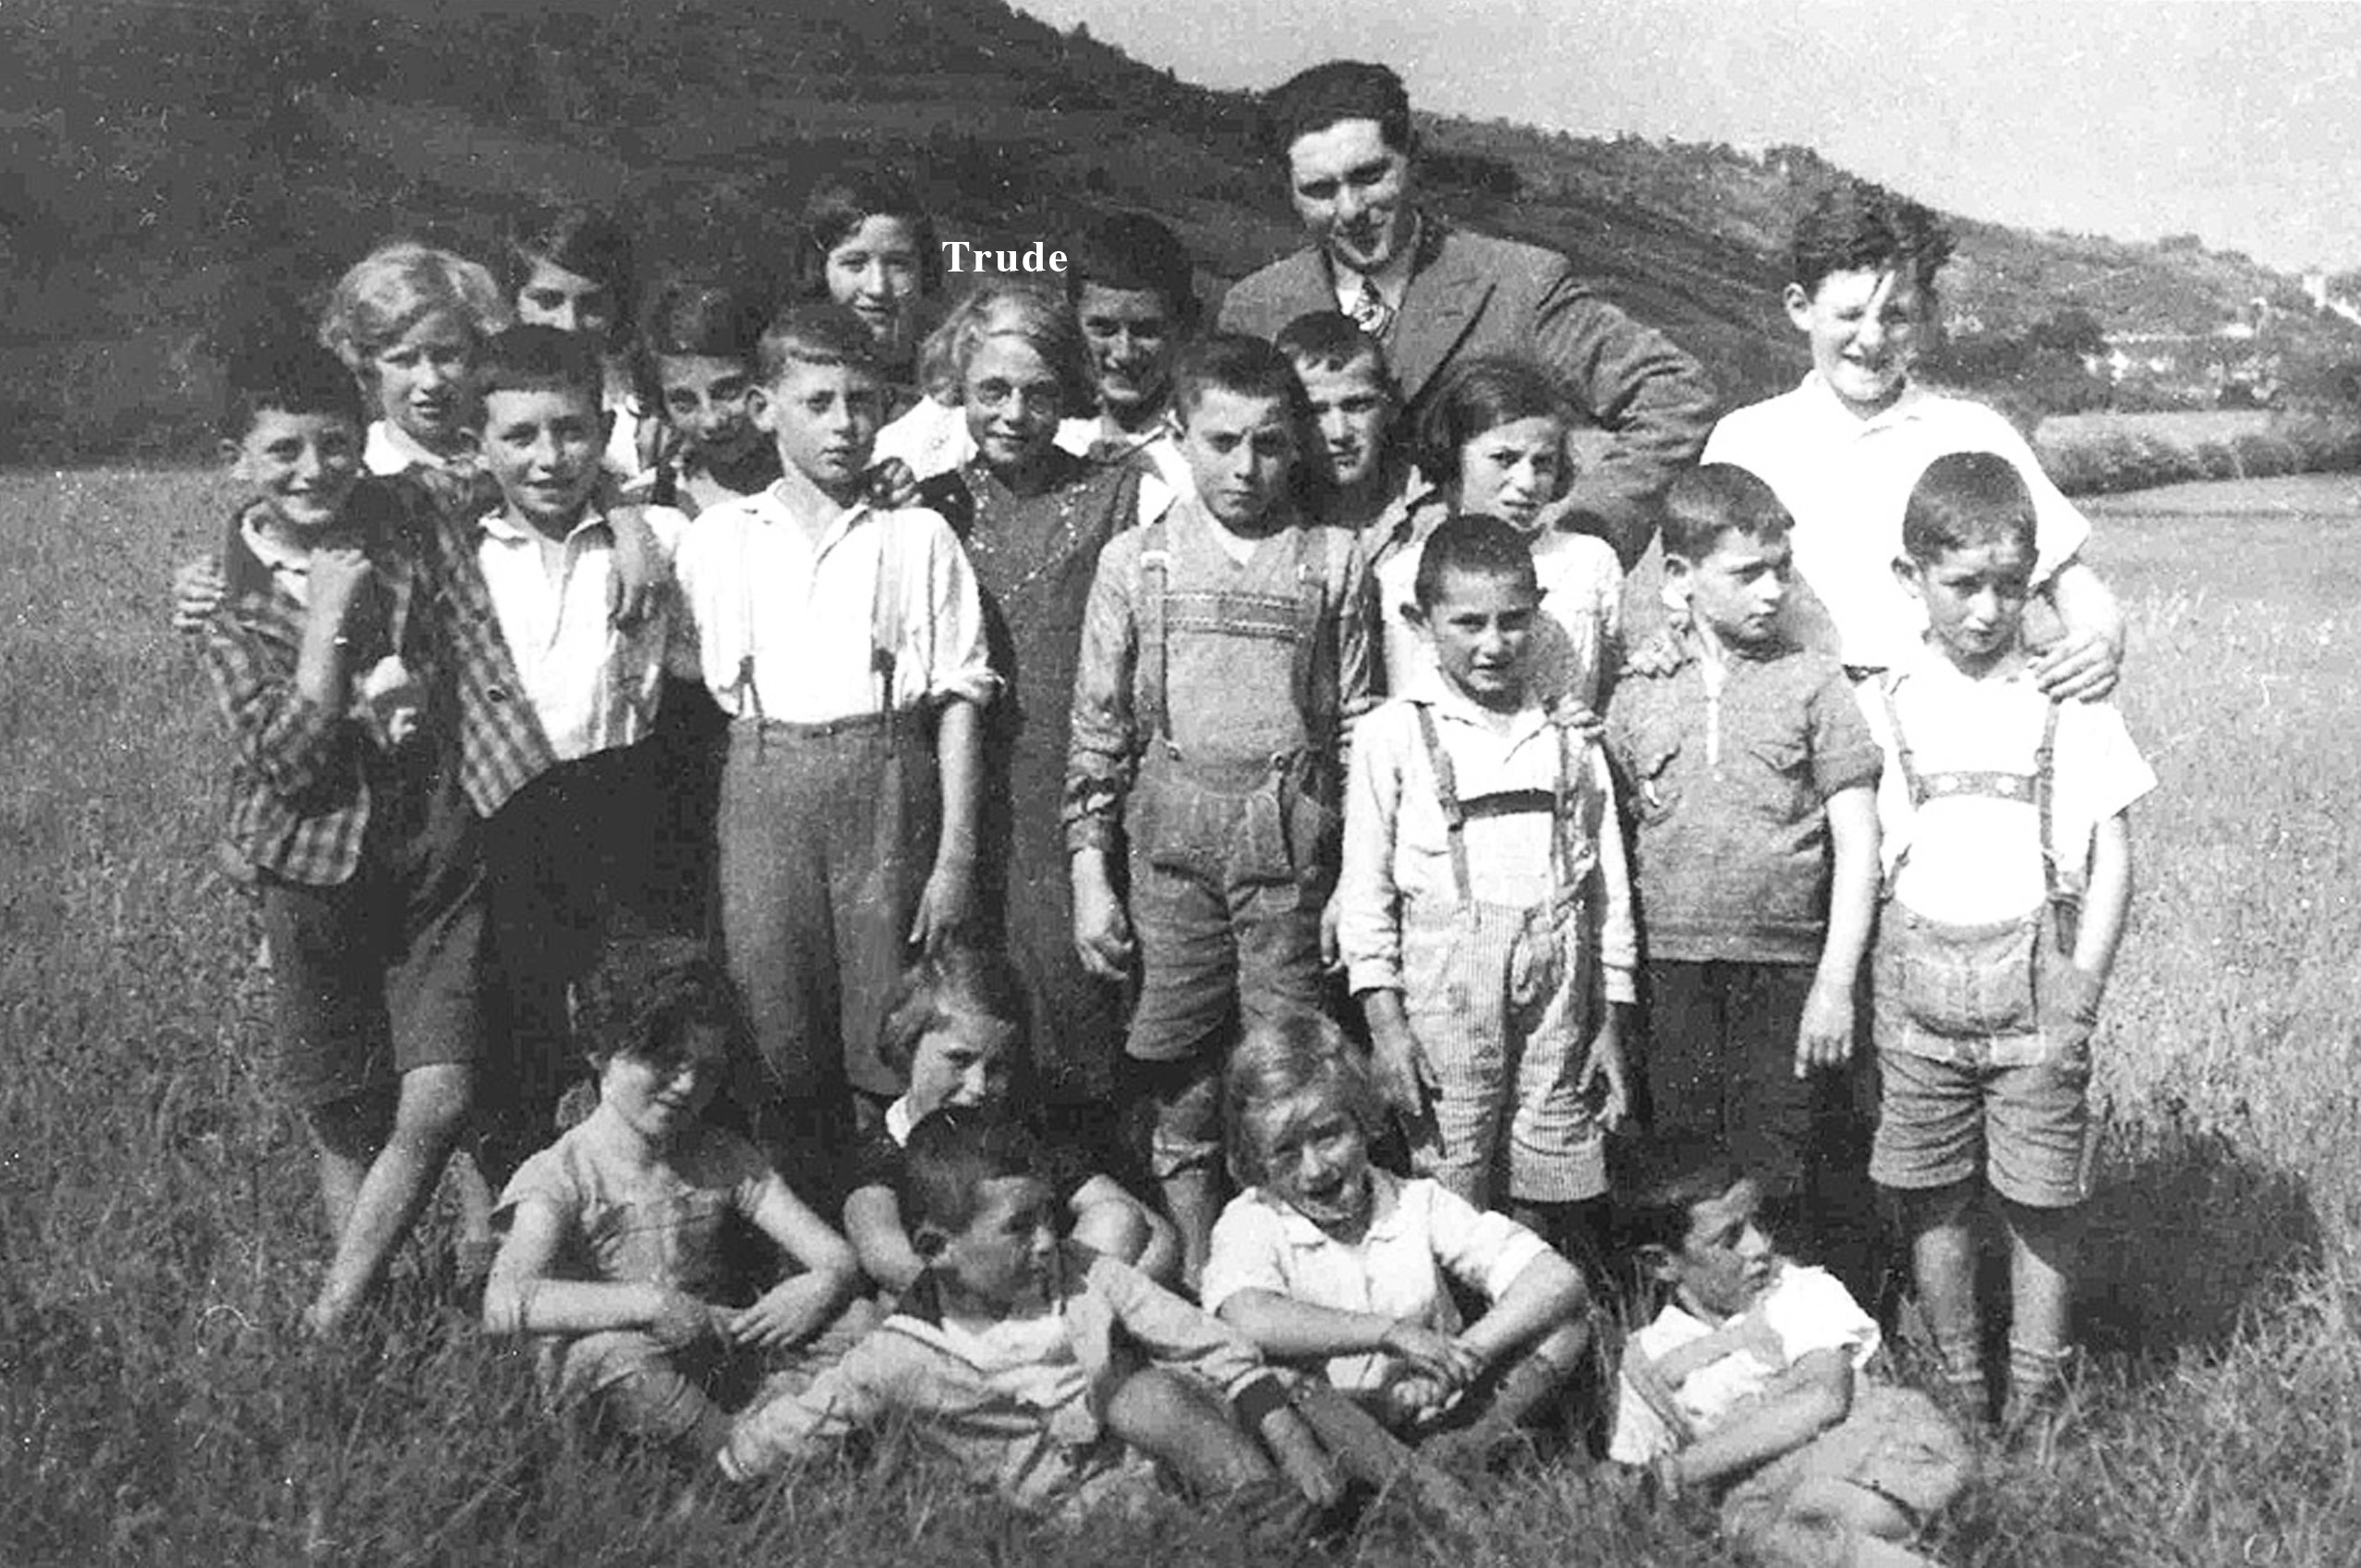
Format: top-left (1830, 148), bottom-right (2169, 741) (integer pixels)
top-left (914, 279), bottom-right (1095, 415)
top-left (1222, 1009), bottom-right (1385, 1188)
top-left (318, 241), bottom-right (508, 377)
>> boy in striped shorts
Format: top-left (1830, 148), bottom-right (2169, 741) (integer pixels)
top-left (1338, 513), bottom-right (1636, 1263)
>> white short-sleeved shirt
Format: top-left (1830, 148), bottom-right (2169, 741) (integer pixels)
top-left (1608, 1263), bottom-right (1878, 1464)
top-left (1864, 650), bottom-right (2156, 925)
top-left (673, 487), bottom-right (996, 724)
top-left (1201, 1171), bottom-right (1550, 1398)
top-left (1376, 525), bottom-right (1622, 712)
top-left (1702, 375), bottom-right (2090, 672)
top-left (472, 502), bottom-right (694, 759)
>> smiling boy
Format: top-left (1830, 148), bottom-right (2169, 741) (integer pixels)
top-left (1703, 177), bottom-right (2125, 698)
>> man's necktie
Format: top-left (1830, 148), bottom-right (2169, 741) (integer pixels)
top-left (1350, 275), bottom-right (1394, 342)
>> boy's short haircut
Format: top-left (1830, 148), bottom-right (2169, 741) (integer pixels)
top-left (1273, 310), bottom-right (1394, 393)
top-left (1615, 1134), bottom-right (1747, 1264)
top-left (572, 935), bottom-right (744, 1068)
top-left (791, 167), bottom-right (944, 299)
top-left (475, 324), bottom-right (605, 409)
top-left (902, 1106), bottom-right (1054, 1245)
top-left (1411, 512), bottom-right (1542, 609)
top-left (631, 275), bottom-right (769, 403)
top-left (1064, 210), bottom-right (1200, 327)
top-left (1901, 450), bottom-right (2037, 565)
top-left (875, 944), bottom-right (1035, 1080)
top-left (219, 333), bottom-right (367, 440)
top-left (319, 241), bottom-right (507, 374)
top-left (505, 201), bottom-right (636, 336)
top-left (1414, 353), bottom-right (1568, 486)
top-left (1662, 463), bottom-right (1796, 563)
top-left (1170, 332), bottom-right (1312, 426)
top-left (914, 279), bottom-right (1096, 413)
top-left (1222, 1009), bottom-right (1385, 1188)
top-left (1789, 175), bottom-right (1957, 301)
top-left (1258, 60), bottom-right (1414, 163)
top-left (756, 303), bottom-right (882, 386)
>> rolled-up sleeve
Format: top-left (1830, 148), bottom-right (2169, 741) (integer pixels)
top-left (1062, 533), bottom-right (1142, 856)
top-left (913, 511), bottom-right (997, 708)
top-left (722, 1340), bottom-right (891, 1481)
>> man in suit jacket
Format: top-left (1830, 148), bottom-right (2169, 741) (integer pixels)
top-left (1218, 60), bottom-right (1715, 565)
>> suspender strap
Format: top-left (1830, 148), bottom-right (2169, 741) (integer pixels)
top-left (2033, 698), bottom-right (2062, 903)
top-left (1138, 518), bottom-right (1170, 744)
top-left (1880, 680), bottom-right (1925, 807)
top-left (1289, 530), bottom-right (1338, 754)
top-left (1413, 703), bottom-right (1472, 905)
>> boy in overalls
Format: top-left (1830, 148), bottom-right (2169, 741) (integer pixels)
top-left (1338, 513), bottom-right (1635, 1265)
top-left (1864, 452), bottom-right (2150, 1439)
top-left (1066, 333), bottom-right (1375, 1287)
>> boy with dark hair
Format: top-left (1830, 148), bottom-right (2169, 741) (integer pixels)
top-left (1338, 511), bottom-right (1633, 1254)
top-left (1609, 1140), bottom-right (1971, 1568)
top-left (674, 304), bottom-right (993, 1187)
top-left (1604, 464), bottom-right (1883, 1265)
top-left (1272, 310), bottom-right (1435, 541)
top-left (1067, 332), bottom-right (1375, 1285)
top-left (1221, 59), bottom-right (1713, 565)
top-left (723, 1108), bottom-right (1343, 1525)
top-left (200, 335), bottom-right (490, 1334)
top-left (1704, 175), bottom-right (2125, 699)
top-left (1864, 452), bottom-right (2150, 1436)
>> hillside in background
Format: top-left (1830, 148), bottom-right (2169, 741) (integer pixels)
top-left (3, 0), bottom-right (2355, 461)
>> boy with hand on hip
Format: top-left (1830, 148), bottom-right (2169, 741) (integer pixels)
top-left (198, 337), bottom-right (490, 1334)
top-left (672, 304), bottom-right (993, 1187)
top-left (1336, 513), bottom-right (1634, 1263)
top-left (1065, 333), bottom-right (1375, 1285)
top-left (1865, 452), bottom-right (2151, 1436)
top-left (1604, 464), bottom-right (1882, 1269)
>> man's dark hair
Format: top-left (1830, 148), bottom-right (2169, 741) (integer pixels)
top-left (1789, 175), bottom-right (1956, 300)
top-left (902, 1107), bottom-right (1052, 1248)
top-left (1066, 210), bottom-right (1200, 326)
top-left (1662, 463), bottom-right (1794, 562)
top-left (1901, 451), bottom-right (2037, 564)
top-left (1411, 512), bottom-right (1539, 610)
top-left (220, 333), bottom-right (365, 440)
top-left (1171, 332), bottom-right (1312, 427)
top-left (475, 323), bottom-right (604, 408)
top-left (1259, 60), bottom-right (1414, 163)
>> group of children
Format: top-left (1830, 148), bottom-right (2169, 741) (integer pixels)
top-left (182, 164), bottom-right (2151, 1563)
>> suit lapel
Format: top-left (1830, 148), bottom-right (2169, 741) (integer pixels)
top-left (1387, 226), bottom-right (1495, 405)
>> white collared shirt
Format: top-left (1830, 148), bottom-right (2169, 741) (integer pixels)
top-left (1201, 1170), bottom-right (1549, 1398)
top-left (240, 513), bottom-right (312, 607)
top-left (1702, 374), bottom-right (2092, 671)
top-left (472, 501), bottom-right (690, 759)
top-left (365, 419), bottom-right (474, 477)
top-left (673, 484), bottom-right (996, 723)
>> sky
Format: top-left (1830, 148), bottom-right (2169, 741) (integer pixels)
top-left (1011, 0), bottom-right (2361, 274)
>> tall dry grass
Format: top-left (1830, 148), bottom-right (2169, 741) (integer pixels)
top-left (5, 469), bottom-right (2358, 1564)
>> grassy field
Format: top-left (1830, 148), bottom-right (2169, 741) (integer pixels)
top-left (5, 467), bottom-right (2358, 1565)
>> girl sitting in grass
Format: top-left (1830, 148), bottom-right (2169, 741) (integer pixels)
top-left (483, 935), bottom-right (873, 1463)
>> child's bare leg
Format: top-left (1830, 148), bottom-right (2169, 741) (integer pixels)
top-left (306, 1092), bottom-right (387, 1245)
top-left (1896, 1181), bottom-right (1985, 1417)
top-left (2001, 1196), bottom-right (2078, 1417)
top-left (449, 1152), bottom-right (497, 1281)
top-left (1102, 1366), bottom-right (1272, 1494)
top-left (1474, 1316), bottom-right (1591, 1433)
top-left (580, 1340), bottom-right (733, 1462)
top-left (308, 1063), bottom-right (475, 1333)
top-left (1289, 1382), bottom-right (1477, 1515)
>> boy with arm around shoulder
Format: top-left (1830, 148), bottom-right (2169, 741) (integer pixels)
top-left (1064, 332), bottom-right (1375, 1285)
top-left (1604, 464), bottom-right (1882, 1260)
top-left (1867, 452), bottom-right (2150, 1433)
top-left (1337, 513), bottom-right (1634, 1259)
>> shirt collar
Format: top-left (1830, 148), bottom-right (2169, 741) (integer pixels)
top-left (1331, 212), bottom-right (1423, 313)
top-left (476, 502), bottom-right (611, 549)
top-left (1403, 665), bottom-right (1552, 744)
top-left (884, 1095), bottom-right (915, 1146)
top-left (757, 481), bottom-right (875, 550)
top-left (1265, 1167), bottom-right (1408, 1248)
top-left (368, 418), bottom-right (477, 476)
top-left (1796, 368), bottom-right (1933, 435)
top-left (238, 511), bottom-right (313, 579)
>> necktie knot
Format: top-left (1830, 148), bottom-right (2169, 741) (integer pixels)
top-left (1350, 275), bottom-right (1394, 341)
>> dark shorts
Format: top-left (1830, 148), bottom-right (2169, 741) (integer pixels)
top-left (260, 804), bottom-right (491, 1109)
top-left (1643, 959), bottom-right (1834, 1200)
top-left (1870, 1048), bottom-right (2091, 1208)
